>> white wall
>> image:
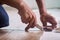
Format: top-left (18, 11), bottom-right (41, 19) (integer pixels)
top-left (45, 0), bottom-right (60, 8)
top-left (24, 0), bottom-right (60, 9)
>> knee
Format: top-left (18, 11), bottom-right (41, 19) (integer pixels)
top-left (0, 24), bottom-right (9, 28)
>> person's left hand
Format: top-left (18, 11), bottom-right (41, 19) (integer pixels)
top-left (40, 12), bottom-right (57, 31)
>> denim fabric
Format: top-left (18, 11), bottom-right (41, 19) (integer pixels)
top-left (0, 5), bottom-right (9, 28)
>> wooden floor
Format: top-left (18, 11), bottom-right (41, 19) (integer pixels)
top-left (0, 29), bottom-right (43, 40)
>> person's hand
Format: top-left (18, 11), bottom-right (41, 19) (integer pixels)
top-left (40, 12), bottom-right (57, 31)
top-left (18, 9), bottom-right (37, 32)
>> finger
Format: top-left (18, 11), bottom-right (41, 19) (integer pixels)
top-left (21, 14), bottom-right (30, 24)
top-left (28, 15), bottom-right (37, 28)
top-left (25, 12), bottom-right (33, 24)
top-left (25, 17), bottom-right (35, 32)
top-left (33, 15), bottom-right (37, 26)
top-left (31, 14), bottom-right (38, 28)
top-left (21, 17), bottom-right (27, 23)
top-left (25, 15), bottom-right (32, 24)
top-left (21, 12), bottom-right (33, 24)
top-left (25, 23), bottom-right (34, 32)
top-left (23, 12), bottom-right (33, 24)
top-left (27, 16), bottom-right (35, 28)
top-left (29, 13), bottom-right (37, 27)
top-left (22, 16), bottom-right (32, 24)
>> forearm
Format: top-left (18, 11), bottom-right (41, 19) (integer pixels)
top-left (0, 0), bottom-right (23, 10)
top-left (1, 0), bottom-right (33, 15)
top-left (36, 0), bottom-right (47, 15)
top-left (18, 1), bottom-right (34, 16)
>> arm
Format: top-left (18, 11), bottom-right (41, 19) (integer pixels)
top-left (0, 0), bottom-right (37, 32)
top-left (0, 0), bottom-right (23, 10)
top-left (36, 0), bottom-right (57, 30)
top-left (36, 0), bottom-right (47, 15)
top-left (0, 0), bottom-right (34, 15)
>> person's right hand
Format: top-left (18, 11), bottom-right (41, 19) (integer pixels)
top-left (18, 9), bottom-right (37, 32)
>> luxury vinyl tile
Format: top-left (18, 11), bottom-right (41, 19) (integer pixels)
top-left (0, 29), bottom-right (43, 40)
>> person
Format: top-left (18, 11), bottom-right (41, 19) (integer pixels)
top-left (0, 0), bottom-right (37, 32)
top-left (0, 0), bottom-right (57, 32)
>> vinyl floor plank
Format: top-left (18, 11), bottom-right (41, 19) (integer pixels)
top-left (0, 30), bottom-right (43, 40)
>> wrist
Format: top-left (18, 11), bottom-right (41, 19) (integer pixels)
top-left (18, 1), bottom-right (29, 15)
top-left (15, 0), bottom-right (24, 10)
top-left (40, 11), bottom-right (47, 15)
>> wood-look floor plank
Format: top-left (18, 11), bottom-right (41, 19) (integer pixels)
top-left (0, 29), bottom-right (13, 39)
top-left (0, 30), bottom-right (43, 40)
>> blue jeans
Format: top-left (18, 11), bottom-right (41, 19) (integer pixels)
top-left (0, 5), bottom-right (9, 28)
